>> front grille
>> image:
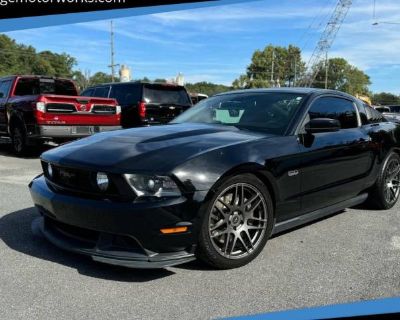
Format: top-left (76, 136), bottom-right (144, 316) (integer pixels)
top-left (44, 217), bottom-right (145, 253)
top-left (41, 161), bottom-right (134, 201)
top-left (92, 105), bottom-right (116, 114)
top-left (46, 103), bottom-right (76, 113)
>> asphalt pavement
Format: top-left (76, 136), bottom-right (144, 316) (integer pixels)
top-left (0, 142), bottom-right (399, 320)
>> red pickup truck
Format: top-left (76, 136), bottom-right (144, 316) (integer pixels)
top-left (0, 75), bottom-right (121, 155)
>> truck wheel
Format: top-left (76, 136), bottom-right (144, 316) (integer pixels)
top-left (368, 152), bottom-right (400, 210)
top-left (11, 124), bottom-right (28, 156)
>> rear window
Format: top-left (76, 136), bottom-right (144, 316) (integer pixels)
top-left (109, 83), bottom-right (142, 105)
top-left (143, 85), bottom-right (191, 106)
top-left (14, 78), bottom-right (77, 96)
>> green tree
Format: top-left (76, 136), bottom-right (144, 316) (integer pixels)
top-left (312, 57), bottom-right (371, 95)
top-left (0, 35), bottom-right (76, 77)
top-left (233, 44), bottom-right (305, 89)
top-left (371, 92), bottom-right (400, 106)
top-left (185, 82), bottom-right (231, 97)
top-left (89, 72), bottom-right (114, 86)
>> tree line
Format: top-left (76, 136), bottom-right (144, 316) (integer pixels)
top-left (1, 34), bottom-right (398, 105)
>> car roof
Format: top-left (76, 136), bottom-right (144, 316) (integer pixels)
top-left (0, 75), bottom-right (73, 82)
top-left (214, 87), bottom-right (355, 99)
top-left (86, 81), bottom-right (185, 88)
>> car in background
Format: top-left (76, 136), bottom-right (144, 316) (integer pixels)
top-left (374, 105), bottom-right (400, 124)
top-left (0, 75), bottom-right (121, 155)
top-left (81, 82), bottom-right (192, 128)
top-left (374, 106), bottom-right (391, 113)
top-left (189, 92), bottom-right (208, 105)
top-left (30, 88), bottom-right (400, 269)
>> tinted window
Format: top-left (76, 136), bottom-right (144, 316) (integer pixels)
top-left (0, 80), bottom-right (12, 99)
top-left (365, 106), bottom-right (386, 123)
top-left (143, 85), bottom-right (191, 106)
top-left (81, 88), bottom-right (95, 97)
top-left (14, 78), bottom-right (77, 96)
top-left (308, 97), bottom-right (358, 129)
top-left (172, 92), bottom-right (305, 135)
top-left (93, 86), bottom-right (110, 98)
top-left (356, 101), bottom-right (368, 125)
top-left (109, 84), bottom-right (141, 105)
top-left (388, 105), bottom-right (400, 113)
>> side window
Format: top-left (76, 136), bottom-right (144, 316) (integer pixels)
top-left (356, 101), bottom-right (369, 125)
top-left (365, 106), bottom-right (385, 124)
top-left (81, 88), bottom-right (95, 97)
top-left (93, 86), bottom-right (110, 98)
top-left (109, 84), bottom-right (141, 105)
top-left (308, 97), bottom-right (358, 129)
top-left (0, 80), bottom-right (12, 99)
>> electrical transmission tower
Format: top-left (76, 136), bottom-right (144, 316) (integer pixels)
top-left (301, 0), bottom-right (352, 87)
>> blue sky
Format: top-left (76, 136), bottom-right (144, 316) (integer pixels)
top-left (4, 0), bottom-right (400, 93)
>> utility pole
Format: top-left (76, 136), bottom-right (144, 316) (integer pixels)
top-left (270, 49), bottom-right (275, 87)
top-left (324, 52), bottom-right (329, 89)
top-left (108, 21), bottom-right (119, 82)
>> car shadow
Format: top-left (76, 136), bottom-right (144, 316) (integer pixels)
top-left (0, 207), bottom-right (175, 282)
top-left (0, 140), bottom-right (54, 159)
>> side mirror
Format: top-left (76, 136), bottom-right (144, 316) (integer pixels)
top-left (305, 118), bottom-right (341, 134)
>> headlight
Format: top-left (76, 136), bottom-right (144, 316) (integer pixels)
top-left (96, 172), bottom-right (109, 191)
top-left (36, 102), bottom-right (46, 113)
top-left (116, 105), bottom-right (121, 114)
top-left (124, 174), bottom-right (181, 198)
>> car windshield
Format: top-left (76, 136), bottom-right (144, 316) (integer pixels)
top-left (171, 92), bottom-right (305, 135)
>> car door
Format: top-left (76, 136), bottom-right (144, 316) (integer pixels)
top-left (297, 95), bottom-right (373, 214)
top-left (0, 79), bottom-right (12, 133)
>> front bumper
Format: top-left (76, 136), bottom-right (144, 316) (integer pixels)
top-left (38, 125), bottom-right (121, 138)
top-left (29, 175), bottom-right (203, 268)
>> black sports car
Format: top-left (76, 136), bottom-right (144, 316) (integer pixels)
top-left (29, 88), bottom-right (400, 269)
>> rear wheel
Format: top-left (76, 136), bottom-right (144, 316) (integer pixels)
top-left (369, 152), bottom-right (400, 209)
top-left (10, 123), bottom-right (28, 156)
top-left (197, 174), bottom-right (274, 269)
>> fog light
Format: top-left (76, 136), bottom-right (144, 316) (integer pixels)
top-left (47, 163), bottom-right (53, 178)
top-left (96, 172), bottom-right (109, 191)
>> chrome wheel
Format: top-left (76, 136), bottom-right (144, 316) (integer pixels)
top-left (384, 157), bottom-right (400, 204)
top-left (208, 183), bottom-right (268, 259)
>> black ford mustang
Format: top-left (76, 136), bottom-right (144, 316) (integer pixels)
top-left (29, 88), bottom-right (400, 269)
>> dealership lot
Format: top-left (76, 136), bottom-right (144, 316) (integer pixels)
top-left (0, 143), bottom-right (399, 320)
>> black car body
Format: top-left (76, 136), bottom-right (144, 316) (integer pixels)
top-left (81, 81), bottom-right (192, 128)
top-left (29, 88), bottom-right (400, 269)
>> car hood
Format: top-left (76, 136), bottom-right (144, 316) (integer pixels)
top-left (42, 123), bottom-right (271, 173)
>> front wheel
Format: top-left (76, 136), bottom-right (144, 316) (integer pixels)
top-left (196, 174), bottom-right (274, 269)
top-left (369, 152), bottom-right (400, 210)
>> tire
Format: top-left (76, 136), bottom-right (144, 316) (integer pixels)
top-left (368, 152), bottom-right (400, 210)
top-left (10, 123), bottom-right (29, 156)
top-left (196, 173), bottom-right (274, 269)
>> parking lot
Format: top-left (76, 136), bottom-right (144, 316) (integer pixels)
top-left (0, 142), bottom-right (399, 320)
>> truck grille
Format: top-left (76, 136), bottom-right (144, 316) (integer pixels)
top-left (92, 105), bottom-right (116, 114)
top-left (46, 103), bottom-right (76, 113)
